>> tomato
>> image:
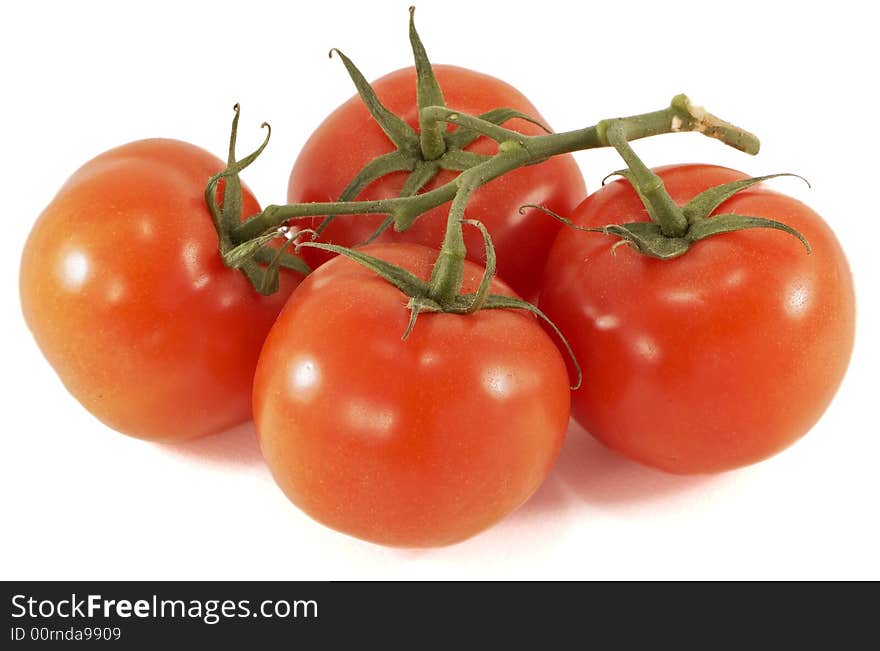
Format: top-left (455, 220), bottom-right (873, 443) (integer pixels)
top-left (287, 65), bottom-right (586, 301)
top-left (539, 164), bottom-right (855, 474)
top-left (253, 243), bottom-right (571, 546)
top-left (20, 139), bottom-right (302, 441)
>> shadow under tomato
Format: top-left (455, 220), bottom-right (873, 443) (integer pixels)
top-left (512, 421), bottom-right (715, 521)
top-left (160, 420), bottom-right (265, 468)
top-left (381, 421), bottom-right (721, 558)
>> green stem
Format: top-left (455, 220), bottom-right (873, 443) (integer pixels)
top-left (669, 94), bottom-right (759, 155)
top-left (602, 120), bottom-right (688, 237)
top-left (426, 183), bottom-right (472, 303)
top-left (234, 95), bottom-right (759, 248)
top-left (426, 141), bottom-right (532, 304)
top-left (234, 196), bottom-right (421, 242)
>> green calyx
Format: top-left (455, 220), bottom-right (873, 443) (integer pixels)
top-left (206, 105), bottom-right (310, 294)
top-left (596, 171), bottom-right (812, 259)
top-left (295, 223), bottom-right (583, 390)
top-left (588, 121), bottom-right (811, 259)
top-left (314, 7), bottom-right (548, 241)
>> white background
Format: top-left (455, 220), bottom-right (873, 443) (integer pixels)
top-left (2, 0), bottom-right (878, 580)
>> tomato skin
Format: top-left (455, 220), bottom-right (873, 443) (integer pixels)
top-left (20, 139), bottom-right (302, 441)
top-left (253, 243), bottom-right (571, 547)
top-left (539, 164), bottom-right (855, 474)
top-left (287, 65), bottom-right (586, 301)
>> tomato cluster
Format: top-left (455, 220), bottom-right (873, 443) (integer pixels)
top-left (19, 14), bottom-right (854, 547)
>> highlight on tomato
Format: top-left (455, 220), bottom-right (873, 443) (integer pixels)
top-left (539, 164), bottom-right (855, 474)
top-left (20, 137), bottom-right (306, 441)
top-left (252, 243), bottom-right (571, 547)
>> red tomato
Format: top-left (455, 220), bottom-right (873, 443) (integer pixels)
top-left (253, 243), bottom-right (571, 546)
top-left (20, 139), bottom-right (302, 441)
top-left (287, 65), bottom-right (586, 301)
top-left (539, 164), bottom-right (855, 474)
